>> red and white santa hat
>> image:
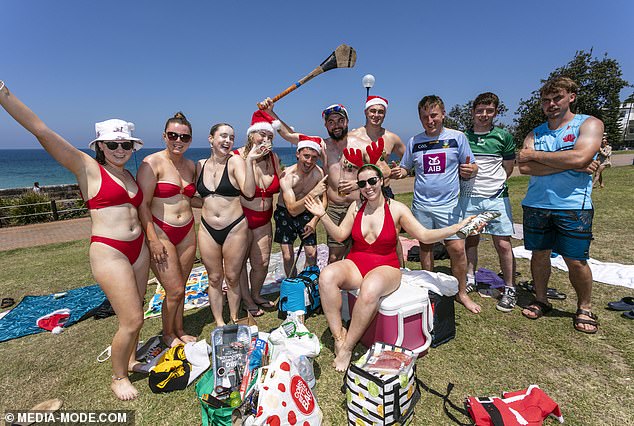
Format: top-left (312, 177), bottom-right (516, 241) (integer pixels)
top-left (247, 110), bottom-right (281, 136)
top-left (36, 308), bottom-right (71, 334)
top-left (365, 95), bottom-right (388, 110)
top-left (297, 134), bottom-right (322, 153)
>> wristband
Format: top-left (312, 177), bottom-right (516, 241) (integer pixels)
top-left (0, 80), bottom-right (5, 92)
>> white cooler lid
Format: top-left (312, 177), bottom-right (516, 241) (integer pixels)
top-left (350, 279), bottom-right (428, 313)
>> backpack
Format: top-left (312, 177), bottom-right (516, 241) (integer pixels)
top-left (278, 265), bottom-right (321, 318)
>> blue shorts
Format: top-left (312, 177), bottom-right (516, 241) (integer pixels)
top-left (412, 201), bottom-right (462, 241)
top-left (522, 206), bottom-right (593, 260)
top-left (461, 196), bottom-right (514, 236)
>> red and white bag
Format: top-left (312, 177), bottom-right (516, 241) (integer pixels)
top-left (252, 352), bottom-right (322, 425)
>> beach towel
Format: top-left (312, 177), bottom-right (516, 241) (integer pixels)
top-left (513, 246), bottom-right (634, 289)
top-left (0, 284), bottom-right (106, 343)
top-left (144, 245), bottom-right (334, 318)
top-left (144, 266), bottom-right (211, 319)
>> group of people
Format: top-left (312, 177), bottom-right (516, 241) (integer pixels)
top-left (0, 74), bottom-right (604, 399)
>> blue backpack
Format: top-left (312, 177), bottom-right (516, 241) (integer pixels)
top-left (278, 265), bottom-right (321, 318)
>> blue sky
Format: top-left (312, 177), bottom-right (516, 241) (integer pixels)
top-left (2, 0), bottom-right (633, 149)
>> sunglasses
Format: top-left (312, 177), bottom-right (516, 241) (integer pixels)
top-left (103, 141), bottom-right (134, 151)
top-left (357, 176), bottom-right (381, 188)
top-left (322, 104), bottom-right (347, 119)
top-left (166, 132), bottom-right (192, 143)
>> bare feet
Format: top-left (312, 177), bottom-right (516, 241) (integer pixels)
top-left (333, 328), bottom-right (347, 356)
top-left (456, 292), bottom-right (481, 314)
top-left (111, 376), bottom-right (138, 401)
top-left (162, 334), bottom-right (185, 347)
top-left (333, 348), bottom-right (352, 372)
top-left (178, 334), bottom-right (198, 344)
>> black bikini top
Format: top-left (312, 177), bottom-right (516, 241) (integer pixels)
top-left (197, 159), bottom-right (241, 198)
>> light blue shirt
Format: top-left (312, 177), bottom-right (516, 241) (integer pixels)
top-left (401, 128), bottom-right (474, 208)
top-left (522, 114), bottom-right (594, 210)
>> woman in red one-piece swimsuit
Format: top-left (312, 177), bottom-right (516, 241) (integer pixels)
top-left (137, 112), bottom-right (198, 346)
top-left (0, 81), bottom-right (150, 401)
top-left (305, 164), bottom-right (472, 372)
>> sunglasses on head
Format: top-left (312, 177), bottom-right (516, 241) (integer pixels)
top-left (166, 132), bottom-right (192, 143)
top-left (103, 141), bottom-right (134, 151)
top-left (322, 104), bottom-right (347, 119)
top-left (357, 176), bottom-right (381, 188)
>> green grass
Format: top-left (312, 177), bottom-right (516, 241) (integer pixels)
top-left (1, 166), bottom-right (633, 425)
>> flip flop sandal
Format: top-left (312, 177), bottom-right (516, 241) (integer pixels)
top-left (256, 300), bottom-right (276, 309)
top-left (621, 309), bottom-right (634, 320)
top-left (1, 297), bottom-right (15, 309)
top-left (607, 296), bottom-right (634, 311)
top-left (522, 300), bottom-right (553, 320)
top-left (246, 306), bottom-right (265, 317)
top-left (465, 282), bottom-right (477, 294)
top-left (574, 309), bottom-right (599, 334)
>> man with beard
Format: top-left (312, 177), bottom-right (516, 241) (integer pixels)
top-left (260, 99), bottom-right (369, 263)
top-left (517, 77), bottom-right (602, 334)
top-left (274, 136), bottom-right (327, 276)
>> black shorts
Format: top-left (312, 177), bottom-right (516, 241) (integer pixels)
top-left (273, 205), bottom-right (317, 246)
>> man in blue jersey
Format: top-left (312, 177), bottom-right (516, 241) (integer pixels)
top-left (517, 77), bottom-right (602, 333)
top-left (462, 92), bottom-right (517, 313)
top-left (394, 95), bottom-right (480, 313)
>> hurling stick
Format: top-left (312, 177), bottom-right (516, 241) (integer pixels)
top-left (257, 44), bottom-right (357, 109)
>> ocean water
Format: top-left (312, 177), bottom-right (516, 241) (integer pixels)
top-left (0, 147), bottom-right (301, 189)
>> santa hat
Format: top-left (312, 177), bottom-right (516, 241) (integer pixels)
top-left (247, 110), bottom-right (281, 136)
top-left (365, 95), bottom-right (388, 110)
top-left (36, 308), bottom-right (71, 334)
top-left (297, 134), bottom-right (322, 153)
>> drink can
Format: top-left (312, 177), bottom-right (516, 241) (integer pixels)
top-left (457, 211), bottom-right (501, 238)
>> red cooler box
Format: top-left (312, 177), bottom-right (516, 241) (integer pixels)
top-left (347, 280), bottom-right (433, 356)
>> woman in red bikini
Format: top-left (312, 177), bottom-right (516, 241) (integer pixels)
top-left (196, 123), bottom-right (269, 326)
top-left (0, 81), bottom-right (149, 401)
top-left (305, 158), bottom-right (473, 372)
top-left (137, 112), bottom-right (197, 346)
top-left (234, 110), bottom-right (282, 316)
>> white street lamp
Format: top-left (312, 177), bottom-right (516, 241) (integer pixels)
top-left (362, 74), bottom-right (375, 98)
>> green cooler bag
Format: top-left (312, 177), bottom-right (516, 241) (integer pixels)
top-left (196, 368), bottom-right (233, 426)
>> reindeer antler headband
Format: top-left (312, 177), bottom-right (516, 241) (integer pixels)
top-left (343, 137), bottom-right (385, 170)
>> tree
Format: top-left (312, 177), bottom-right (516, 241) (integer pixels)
top-left (513, 50), bottom-right (630, 148)
top-left (446, 101), bottom-right (508, 132)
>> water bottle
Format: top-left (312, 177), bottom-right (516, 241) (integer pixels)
top-left (296, 355), bottom-right (316, 389)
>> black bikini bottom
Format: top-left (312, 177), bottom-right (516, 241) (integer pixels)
top-left (201, 215), bottom-right (245, 246)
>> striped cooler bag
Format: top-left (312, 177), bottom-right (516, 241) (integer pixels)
top-left (345, 342), bottom-right (420, 425)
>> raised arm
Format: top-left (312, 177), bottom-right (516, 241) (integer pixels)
top-left (233, 147), bottom-right (270, 198)
top-left (259, 98), bottom-right (301, 144)
top-left (304, 195), bottom-right (354, 243)
top-left (0, 81), bottom-right (92, 176)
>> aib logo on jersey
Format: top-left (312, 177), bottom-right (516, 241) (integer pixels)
top-left (562, 134), bottom-right (576, 143)
top-left (423, 152), bottom-right (446, 174)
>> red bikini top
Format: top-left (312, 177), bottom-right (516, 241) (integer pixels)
top-left (154, 181), bottom-right (196, 198)
top-left (247, 156), bottom-right (280, 200)
top-left (85, 165), bottom-right (143, 210)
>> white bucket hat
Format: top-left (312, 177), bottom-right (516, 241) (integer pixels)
top-left (89, 119), bottom-right (143, 151)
